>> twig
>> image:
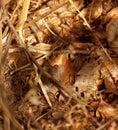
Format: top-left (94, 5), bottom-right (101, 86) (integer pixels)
top-left (30, 25), bottom-right (41, 43)
top-left (2, 32), bottom-right (12, 66)
top-left (36, 74), bottom-right (52, 107)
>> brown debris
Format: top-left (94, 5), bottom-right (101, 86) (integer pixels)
top-left (0, 0), bottom-right (118, 130)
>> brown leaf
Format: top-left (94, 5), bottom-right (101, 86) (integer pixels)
top-left (96, 100), bottom-right (118, 119)
top-left (106, 19), bottom-right (118, 54)
top-left (60, 11), bottom-right (74, 18)
top-left (96, 49), bottom-right (118, 84)
top-left (51, 54), bottom-right (74, 86)
top-left (90, 1), bottom-right (103, 19)
top-left (74, 60), bottom-right (102, 99)
top-left (81, 0), bottom-right (103, 19)
top-left (16, 0), bottom-right (30, 32)
top-left (104, 7), bottom-right (118, 23)
top-left (101, 66), bottom-right (116, 89)
top-left (108, 121), bottom-right (118, 130)
top-left (101, 58), bottom-right (118, 83)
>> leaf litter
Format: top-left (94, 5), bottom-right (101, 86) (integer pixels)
top-left (0, 0), bottom-right (118, 130)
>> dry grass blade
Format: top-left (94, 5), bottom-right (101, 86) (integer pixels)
top-left (88, 0), bottom-right (95, 23)
top-left (16, 0), bottom-right (31, 40)
top-left (43, 19), bottom-right (58, 37)
top-left (68, 0), bottom-right (91, 29)
top-left (3, 0), bottom-right (23, 38)
top-left (2, 33), bottom-right (12, 66)
top-left (35, 74), bottom-right (52, 107)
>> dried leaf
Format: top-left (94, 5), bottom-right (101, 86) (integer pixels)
top-left (80, 0), bottom-right (102, 20)
top-left (60, 11), bottom-right (74, 18)
top-left (101, 66), bottom-right (116, 89)
top-left (97, 49), bottom-right (118, 82)
top-left (16, 0), bottom-right (30, 40)
top-left (51, 54), bottom-right (74, 86)
top-left (106, 19), bottom-right (118, 54)
top-left (89, 0), bottom-right (103, 19)
top-left (108, 121), bottom-right (118, 130)
top-left (105, 59), bottom-right (118, 81)
top-left (96, 100), bottom-right (118, 119)
top-left (104, 7), bottom-right (118, 23)
top-left (74, 60), bottom-right (102, 99)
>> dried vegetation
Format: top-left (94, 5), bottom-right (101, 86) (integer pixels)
top-left (0, 0), bottom-right (118, 130)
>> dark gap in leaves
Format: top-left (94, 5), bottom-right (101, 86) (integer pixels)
top-left (98, 81), bottom-right (105, 91)
top-left (81, 92), bottom-right (85, 98)
top-left (76, 34), bottom-right (92, 43)
top-left (75, 86), bottom-right (78, 92)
